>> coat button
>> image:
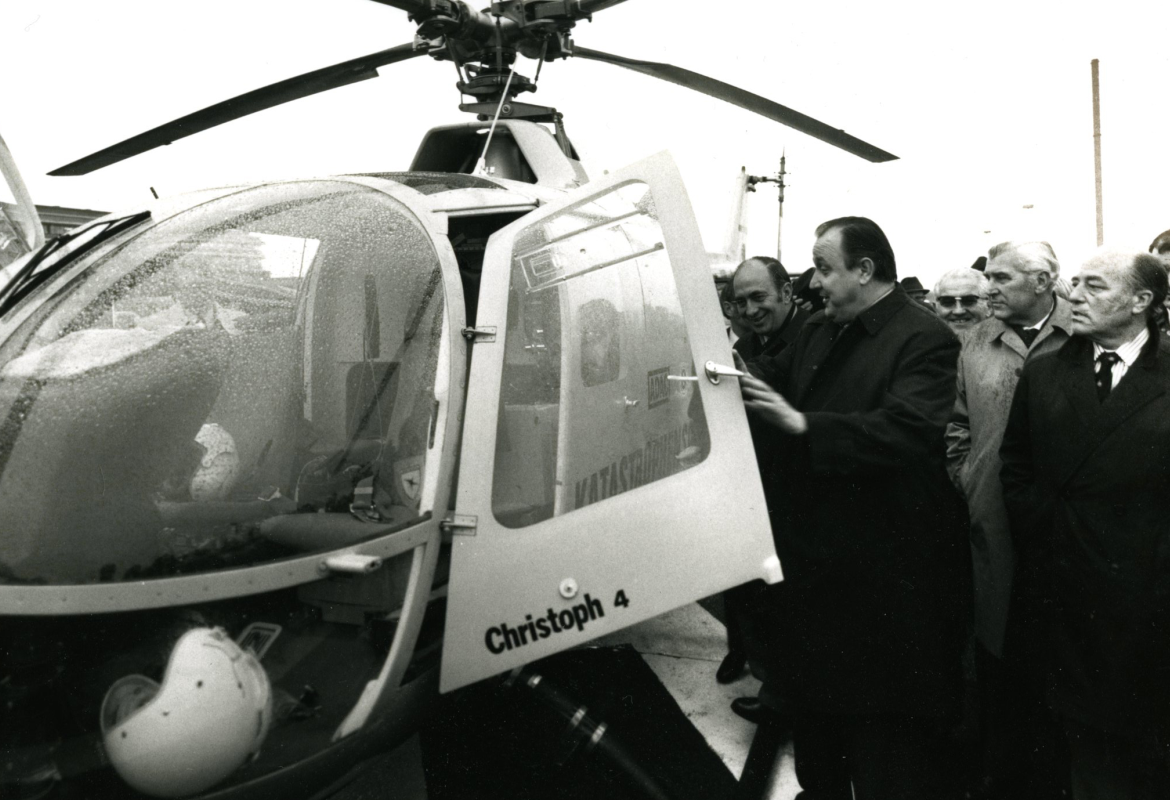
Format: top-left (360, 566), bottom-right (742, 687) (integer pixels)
top-left (1015, 367), bottom-right (1023, 376)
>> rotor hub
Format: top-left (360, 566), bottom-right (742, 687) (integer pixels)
top-left (458, 66), bottom-right (536, 102)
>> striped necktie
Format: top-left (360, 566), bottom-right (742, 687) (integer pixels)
top-left (1095, 352), bottom-right (1120, 402)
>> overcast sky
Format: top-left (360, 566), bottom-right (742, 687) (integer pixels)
top-left (2, 0), bottom-right (1167, 287)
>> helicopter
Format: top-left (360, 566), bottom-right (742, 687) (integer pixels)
top-left (0, 1), bottom-right (897, 798)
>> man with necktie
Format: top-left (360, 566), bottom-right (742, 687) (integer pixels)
top-left (946, 240), bottom-right (1074, 799)
top-left (1000, 248), bottom-right (1170, 800)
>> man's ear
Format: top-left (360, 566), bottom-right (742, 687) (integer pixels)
top-left (1033, 270), bottom-right (1053, 294)
top-left (1133, 289), bottom-right (1155, 316)
top-left (855, 257), bottom-right (876, 285)
top-left (781, 282), bottom-right (794, 303)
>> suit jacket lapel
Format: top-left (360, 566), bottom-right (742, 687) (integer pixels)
top-left (1056, 338), bottom-right (1168, 486)
top-left (1093, 351), bottom-right (1167, 437)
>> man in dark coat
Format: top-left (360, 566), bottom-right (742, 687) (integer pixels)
top-left (739, 217), bottom-right (971, 799)
top-left (719, 256), bottom-right (808, 701)
top-left (1000, 248), bottom-right (1170, 800)
top-left (731, 256), bottom-right (808, 364)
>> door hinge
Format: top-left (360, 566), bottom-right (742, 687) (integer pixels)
top-left (461, 326), bottom-right (496, 342)
top-left (441, 513), bottom-right (478, 536)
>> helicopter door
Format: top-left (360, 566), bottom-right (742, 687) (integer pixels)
top-left (442, 151), bottom-right (778, 692)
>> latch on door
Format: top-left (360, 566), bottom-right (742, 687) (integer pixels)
top-left (704, 360), bottom-right (746, 385)
top-left (461, 327), bottom-right (497, 342)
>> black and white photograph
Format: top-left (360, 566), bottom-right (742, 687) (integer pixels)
top-left (1, 1), bottom-right (1168, 798)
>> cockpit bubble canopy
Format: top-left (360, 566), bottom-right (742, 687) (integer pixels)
top-left (0, 180), bottom-right (446, 586)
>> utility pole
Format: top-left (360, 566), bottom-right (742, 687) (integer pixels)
top-left (776, 152), bottom-right (786, 262)
top-left (1091, 58), bottom-right (1104, 246)
top-left (746, 152), bottom-right (788, 262)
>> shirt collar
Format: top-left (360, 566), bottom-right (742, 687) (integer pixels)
top-left (759, 303), bottom-right (798, 345)
top-left (987, 293), bottom-right (1071, 341)
top-left (1093, 326), bottom-right (1149, 366)
top-left (1023, 297), bottom-right (1056, 331)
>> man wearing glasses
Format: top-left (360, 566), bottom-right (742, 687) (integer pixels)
top-left (933, 268), bottom-right (991, 332)
top-left (946, 240), bottom-right (1074, 799)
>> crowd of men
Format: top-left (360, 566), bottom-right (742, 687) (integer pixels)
top-left (715, 219), bottom-right (1170, 800)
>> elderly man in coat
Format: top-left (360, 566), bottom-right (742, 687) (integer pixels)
top-left (945, 240), bottom-right (1073, 798)
top-left (740, 217), bottom-right (971, 800)
top-left (1000, 248), bottom-right (1170, 799)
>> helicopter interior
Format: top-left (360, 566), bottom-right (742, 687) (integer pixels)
top-left (0, 180), bottom-right (456, 583)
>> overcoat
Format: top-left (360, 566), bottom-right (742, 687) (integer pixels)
top-left (1000, 332), bottom-right (1170, 733)
top-left (733, 305), bottom-right (809, 364)
top-left (945, 300), bottom-right (1073, 656)
top-left (751, 287), bottom-right (971, 717)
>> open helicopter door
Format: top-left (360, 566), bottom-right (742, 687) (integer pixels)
top-left (442, 151), bottom-right (779, 692)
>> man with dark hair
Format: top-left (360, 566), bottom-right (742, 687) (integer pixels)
top-left (719, 276), bottom-right (754, 343)
top-left (1148, 228), bottom-right (1170, 260)
top-left (719, 255), bottom-right (808, 698)
top-left (731, 256), bottom-right (807, 363)
top-left (815, 215), bottom-right (897, 282)
top-left (1000, 248), bottom-right (1170, 800)
top-left (1147, 230), bottom-right (1170, 331)
top-left (738, 216), bottom-right (970, 799)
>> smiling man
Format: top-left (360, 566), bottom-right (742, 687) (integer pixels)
top-left (1000, 249), bottom-right (1170, 800)
top-left (933, 267), bottom-right (991, 332)
top-left (721, 256), bottom-right (808, 705)
top-left (730, 256), bottom-right (808, 364)
top-left (740, 217), bottom-right (970, 799)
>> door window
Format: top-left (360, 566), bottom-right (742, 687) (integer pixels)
top-left (491, 182), bottom-right (708, 528)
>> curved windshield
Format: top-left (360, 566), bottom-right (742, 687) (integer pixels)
top-left (0, 181), bottom-right (446, 585)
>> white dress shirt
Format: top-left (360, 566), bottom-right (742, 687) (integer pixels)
top-left (1092, 326), bottom-right (1149, 390)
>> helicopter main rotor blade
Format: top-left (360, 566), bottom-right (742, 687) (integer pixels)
top-left (574, 0), bottom-right (633, 14)
top-left (572, 47), bottom-right (897, 163)
top-left (364, 0), bottom-right (430, 14)
top-left (50, 43), bottom-right (423, 176)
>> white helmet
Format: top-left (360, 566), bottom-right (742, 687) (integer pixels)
top-left (190, 423), bottom-right (240, 501)
top-left (101, 627), bottom-right (272, 798)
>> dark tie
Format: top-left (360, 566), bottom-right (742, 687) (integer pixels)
top-left (1012, 325), bottom-right (1040, 348)
top-left (1095, 352), bottom-right (1120, 402)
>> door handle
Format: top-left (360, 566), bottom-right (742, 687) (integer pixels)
top-left (704, 360), bottom-right (745, 385)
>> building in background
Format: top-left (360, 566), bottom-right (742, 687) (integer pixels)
top-left (0, 202), bottom-right (105, 269)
